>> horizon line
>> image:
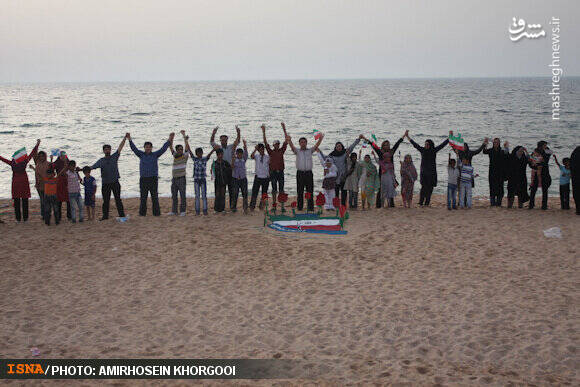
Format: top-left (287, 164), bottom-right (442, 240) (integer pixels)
top-left (1, 75), bottom-right (579, 84)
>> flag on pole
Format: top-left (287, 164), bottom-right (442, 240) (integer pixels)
top-left (370, 134), bottom-right (378, 148)
top-left (313, 129), bottom-right (322, 140)
top-left (12, 147), bottom-right (27, 163)
top-left (449, 132), bottom-right (465, 151)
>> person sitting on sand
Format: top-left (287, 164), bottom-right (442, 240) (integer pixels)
top-left (128, 132), bottom-right (174, 216)
top-left (90, 135), bottom-right (127, 220)
top-left (262, 123), bottom-right (288, 207)
top-left (210, 125), bottom-right (240, 209)
top-left (213, 148), bottom-right (232, 213)
top-left (231, 140), bottom-right (249, 213)
top-left (0, 139), bottom-right (40, 222)
top-left (400, 154), bottom-right (417, 208)
top-left (406, 130), bottom-right (451, 207)
top-left (187, 142), bottom-right (215, 216)
top-left (286, 132), bottom-right (324, 212)
top-left (168, 130), bottom-right (189, 216)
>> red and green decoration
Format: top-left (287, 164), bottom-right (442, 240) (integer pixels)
top-left (278, 192), bottom-right (289, 213)
top-left (266, 194), bottom-right (349, 235)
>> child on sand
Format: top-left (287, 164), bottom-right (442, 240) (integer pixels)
top-left (554, 155), bottom-right (571, 210)
top-left (82, 166), bottom-right (96, 220)
top-left (43, 167), bottom-right (65, 225)
top-left (447, 154), bottom-right (459, 210)
top-left (66, 160), bottom-right (83, 222)
top-left (344, 152), bottom-right (362, 209)
top-left (317, 151), bottom-right (338, 210)
top-left (400, 154), bottom-right (417, 208)
top-left (459, 157), bottom-right (476, 209)
top-left (231, 140), bottom-right (249, 213)
top-left (361, 154), bottom-right (379, 210)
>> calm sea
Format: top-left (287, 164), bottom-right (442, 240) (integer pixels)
top-left (0, 78), bottom-right (578, 199)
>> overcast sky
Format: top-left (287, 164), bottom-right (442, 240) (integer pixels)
top-left (1, 0), bottom-right (578, 82)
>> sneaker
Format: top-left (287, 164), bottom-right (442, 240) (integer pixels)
top-left (203, 211), bottom-right (208, 215)
top-left (167, 212), bottom-right (176, 216)
top-left (179, 212), bottom-right (186, 216)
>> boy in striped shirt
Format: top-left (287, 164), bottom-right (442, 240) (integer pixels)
top-left (459, 157), bottom-right (477, 208)
top-left (169, 130), bottom-right (189, 216)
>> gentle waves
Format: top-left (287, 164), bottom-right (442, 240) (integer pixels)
top-left (0, 78), bottom-right (578, 199)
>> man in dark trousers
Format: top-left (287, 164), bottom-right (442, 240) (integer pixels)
top-left (90, 135), bottom-right (128, 220)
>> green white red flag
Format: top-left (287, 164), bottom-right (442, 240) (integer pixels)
top-left (449, 133), bottom-right (465, 151)
top-left (12, 147), bottom-right (27, 163)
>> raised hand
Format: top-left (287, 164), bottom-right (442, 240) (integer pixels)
top-left (180, 130), bottom-right (186, 136)
top-left (281, 122), bottom-right (286, 130)
top-left (404, 130), bottom-right (409, 138)
top-left (212, 126), bottom-right (219, 133)
top-left (169, 132), bottom-right (175, 141)
top-left (261, 124), bottom-right (266, 131)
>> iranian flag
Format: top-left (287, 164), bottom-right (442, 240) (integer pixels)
top-left (449, 133), bottom-right (465, 151)
top-left (12, 147), bottom-right (27, 163)
top-left (313, 129), bottom-right (322, 140)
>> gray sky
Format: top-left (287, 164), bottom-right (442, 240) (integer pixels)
top-left (1, 0), bottom-right (578, 82)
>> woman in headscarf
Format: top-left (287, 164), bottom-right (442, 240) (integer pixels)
top-left (360, 154), bottom-right (379, 210)
top-left (406, 130), bottom-right (452, 206)
top-left (506, 145), bottom-right (530, 208)
top-left (320, 135), bottom-right (362, 206)
top-left (377, 151), bottom-right (398, 207)
top-left (571, 146), bottom-right (580, 215)
top-left (400, 154), bottom-right (418, 208)
top-left (529, 140), bottom-right (552, 210)
top-left (365, 133), bottom-right (405, 208)
top-left (483, 138), bottom-right (510, 207)
top-left (0, 139), bottom-right (40, 222)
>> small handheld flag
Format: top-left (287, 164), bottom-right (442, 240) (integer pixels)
top-left (12, 147), bottom-right (27, 163)
top-left (313, 129), bottom-right (322, 140)
top-left (50, 148), bottom-right (60, 157)
top-left (449, 133), bottom-right (465, 151)
top-left (370, 134), bottom-right (378, 148)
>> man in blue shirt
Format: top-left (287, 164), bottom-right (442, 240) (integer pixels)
top-left (128, 132), bottom-right (174, 216)
top-left (90, 135), bottom-right (128, 220)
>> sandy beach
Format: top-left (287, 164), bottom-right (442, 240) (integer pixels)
top-left (0, 195), bottom-right (578, 385)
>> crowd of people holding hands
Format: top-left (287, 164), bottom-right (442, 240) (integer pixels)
top-left (1, 123), bottom-right (579, 225)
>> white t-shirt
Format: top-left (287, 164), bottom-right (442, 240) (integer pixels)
top-left (253, 153), bottom-right (270, 178)
top-left (295, 148), bottom-right (315, 171)
top-left (448, 166), bottom-right (460, 185)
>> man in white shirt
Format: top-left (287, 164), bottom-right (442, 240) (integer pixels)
top-left (249, 143), bottom-right (270, 210)
top-left (287, 133), bottom-right (324, 211)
